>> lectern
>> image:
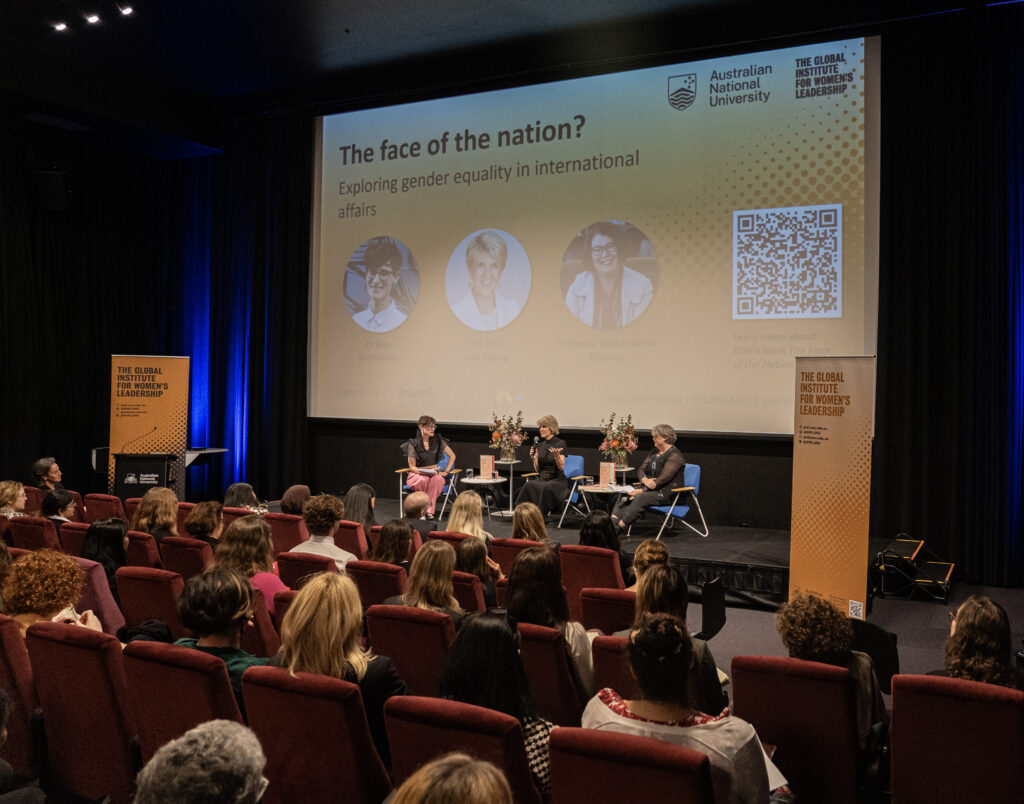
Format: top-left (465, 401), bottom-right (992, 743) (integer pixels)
top-left (112, 453), bottom-right (176, 500)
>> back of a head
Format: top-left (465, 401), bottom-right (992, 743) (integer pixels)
top-left (448, 491), bottom-right (483, 538)
top-left (373, 518), bottom-right (413, 565)
top-left (81, 517), bottom-right (128, 566)
top-left (945, 594), bottom-right (1015, 687)
top-left (134, 719), bottom-right (266, 804)
top-left (776, 592), bottom-right (852, 666)
top-left (177, 567), bottom-right (254, 638)
top-left (280, 571), bottom-right (366, 679)
top-left (2, 549), bottom-right (84, 617)
top-left (634, 563), bottom-right (689, 626)
top-left (343, 483), bottom-right (376, 531)
top-left (578, 510), bottom-right (620, 551)
top-left (504, 546), bottom-right (568, 628)
top-left (406, 539), bottom-right (458, 611)
top-left (511, 502), bottom-right (546, 543)
top-left (302, 493), bottom-right (344, 537)
top-left (279, 484), bottom-right (311, 516)
top-left (216, 515), bottom-right (274, 577)
top-left (133, 486), bottom-right (179, 534)
top-left (455, 536), bottom-right (489, 580)
top-left (403, 491), bottom-right (430, 520)
top-left (224, 483), bottom-right (258, 509)
top-left (632, 538), bottom-right (669, 578)
top-left (184, 501), bottom-right (223, 540)
top-left (628, 613), bottom-right (693, 705)
top-left (392, 752), bottom-right (512, 804)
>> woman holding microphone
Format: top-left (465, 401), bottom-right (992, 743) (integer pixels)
top-left (513, 415), bottom-right (568, 518)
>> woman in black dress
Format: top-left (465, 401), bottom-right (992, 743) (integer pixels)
top-left (611, 423), bottom-right (684, 532)
top-left (513, 415), bottom-right (568, 517)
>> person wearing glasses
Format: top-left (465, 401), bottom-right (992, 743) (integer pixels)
top-left (351, 238), bottom-right (409, 332)
top-left (564, 221), bottom-right (653, 329)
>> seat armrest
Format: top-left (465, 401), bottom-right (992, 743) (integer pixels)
top-left (521, 472), bottom-right (539, 478)
top-left (669, 485), bottom-right (696, 493)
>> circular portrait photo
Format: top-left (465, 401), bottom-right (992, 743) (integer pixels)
top-left (561, 220), bottom-right (659, 330)
top-left (446, 229), bottom-right (531, 332)
top-left (345, 236), bottom-right (420, 333)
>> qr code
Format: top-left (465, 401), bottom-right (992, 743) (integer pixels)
top-left (733, 204), bottom-right (842, 319)
top-left (848, 599), bottom-right (864, 619)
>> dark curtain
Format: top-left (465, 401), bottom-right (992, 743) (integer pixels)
top-left (872, 5), bottom-right (1024, 585)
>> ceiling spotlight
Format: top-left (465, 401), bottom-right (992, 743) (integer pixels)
top-left (120, 6), bottom-right (133, 15)
top-left (86, 14), bottom-right (100, 23)
top-left (54, 22), bottom-right (68, 31)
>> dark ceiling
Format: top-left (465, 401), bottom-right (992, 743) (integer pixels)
top-left (0, 0), bottom-right (984, 156)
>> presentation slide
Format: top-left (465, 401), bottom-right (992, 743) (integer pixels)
top-left (310, 37), bottom-right (879, 434)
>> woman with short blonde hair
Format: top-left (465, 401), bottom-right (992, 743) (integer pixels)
top-left (447, 491), bottom-right (491, 541)
top-left (386, 539), bottom-right (464, 628)
top-left (513, 415), bottom-right (568, 517)
top-left (393, 753), bottom-right (512, 804)
top-left (131, 487), bottom-right (179, 547)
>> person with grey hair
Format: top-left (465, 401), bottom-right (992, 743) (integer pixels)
top-left (611, 424), bottom-right (684, 532)
top-left (134, 719), bottom-right (267, 804)
top-left (451, 230), bottom-right (522, 330)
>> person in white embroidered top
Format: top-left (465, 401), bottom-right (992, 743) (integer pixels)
top-left (450, 230), bottom-right (523, 331)
top-left (564, 221), bottom-right (653, 329)
top-left (351, 238), bottom-right (408, 333)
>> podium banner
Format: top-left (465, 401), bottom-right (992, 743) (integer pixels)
top-left (109, 356), bottom-right (190, 499)
top-left (790, 355), bottom-right (875, 619)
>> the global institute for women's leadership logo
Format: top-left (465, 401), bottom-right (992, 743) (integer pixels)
top-left (668, 74), bottom-right (697, 110)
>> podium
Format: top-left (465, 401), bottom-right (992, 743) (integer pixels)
top-left (112, 453), bottom-right (176, 501)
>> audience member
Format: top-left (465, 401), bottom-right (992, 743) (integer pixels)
top-left (343, 483), bottom-right (377, 538)
top-left (392, 753), bottom-right (512, 804)
top-left (0, 687), bottom-right (45, 802)
top-left (2, 549), bottom-right (102, 636)
top-left (0, 482), bottom-right (27, 518)
top-left (131, 486), bottom-right (179, 548)
top-left (292, 493), bottom-right (355, 571)
top-left (224, 483), bottom-right (261, 512)
top-left (183, 501), bottom-right (224, 549)
top-left (941, 594), bottom-right (1018, 689)
top-left (439, 611), bottom-right (554, 795)
top-left (175, 567), bottom-right (270, 712)
top-left (385, 540), bottom-right (464, 629)
top-left (628, 538), bottom-right (669, 591)
top-left (511, 502), bottom-right (556, 550)
top-left (215, 515), bottom-right (288, 615)
top-left (583, 613), bottom-right (774, 803)
top-left (578, 510), bottom-right (632, 581)
top-left (369, 518), bottom-right (414, 573)
top-left (403, 491), bottom-right (438, 540)
top-left (38, 489), bottom-right (75, 534)
top-left (134, 719), bottom-right (267, 804)
top-left (505, 546), bottom-right (594, 697)
top-left (776, 592), bottom-right (888, 755)
top-left (447, 491), bottom-right (492, 542)
top-left (29, 458), bottom-right (63, 491)
top-left (80, 517), bottom-right (129, 605)
top-left (279, 484), bottom-right (311, 516)
top-left (272, 572), bottom-right (407, 766)
top-left (455, 537), bottom-right (501, 608)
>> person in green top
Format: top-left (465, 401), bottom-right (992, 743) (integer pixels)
top-left (174, 566), bottom-right (269, 716)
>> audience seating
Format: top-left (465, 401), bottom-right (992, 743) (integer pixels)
top-left (517, 622), bottom-right (585, 726)
top-left (850, 618), bottom-right (899, 695)
top-left (8, 516), bottom-right (63, 552)
top-left (123, 640), bottom-right (242, 762)
top-left (496, 577), bottom-right (508, 607)
top-left (890, 674), bottom-right (1024, 803)
top-left (73, 556), bottom-right (126, 635)
top-left (368, 524), bottom-right (383, 553)
top-left (347, 560), bottom-right (407, 611)
top-left (264, 512), bottom-right (308, 557)
top-left (56, 520), bottom-right (90, 556)
top-left (273, 590), bottom-right (298, 630)
top-left (0, 516), bottom-right (10, 546)
top-left (384, 696), bottom-right (542, 804)
top-left (549, 727), bottom-right (714, 803)
top-left (335, 520), bottom-right (371, 558)
top-left (176, 501), bottom-right (196, 536)
top-left (731, 655), bottom-right (858, 804)
top-left (126, 529), bottom-right (164, 568)
top-left (365, 605), bottom-right (456, 696)
top-left (83, 493), bottom-right (127, 522)
top-left (7, 547), bottom-right (30, 560)
top-left (580, 587), bottom-right (635, 635)
top-left (426, 530), bottom-right (472, 551)
top-left (559, 544), bottom-right (625, 622)
top-left (490, 537), bottom-right (542, 576)
top-left (159, 535), bottom-right (214, 582)
top-left (592, 635), bottom-right (642, 699)
top-left (451, 570), bottom-right (486, 612)
top-left (222, 506), bottom-right (254, 528)
top-left (0, 614), bottom-right (41, 780)
top-left (693, 576), bottom-right (726, 640)
top-left (124, 497), bottom-right (142, 523)
top-left (240, 589), bottom-right (282, 658)
top-left (277, 552), bottom-right (337, 589)
top-left (243, 667), bottom-right (393, 804)
top-left (22, 486), bottom-right (43, 515)
top-left (26, 622), bottom-right (138, 804)
top-left (115, 566), bottom-right (187, 639)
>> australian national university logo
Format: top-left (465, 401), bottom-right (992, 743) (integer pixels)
top-left (668, 73), bottom-right (697, 110)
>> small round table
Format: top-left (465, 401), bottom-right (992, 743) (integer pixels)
top-left (492, 459), bottom-right (523, 519)
top-left (458, 475), bottom-right (508, 520)
top-left (578, 484), bottom-right (626, 514)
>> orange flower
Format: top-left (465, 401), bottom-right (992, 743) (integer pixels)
top-left (611, 439), bottom-right (620, 448)
top-left (491, 431), bottom-right (500, 441)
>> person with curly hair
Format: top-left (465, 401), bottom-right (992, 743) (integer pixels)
top-left (0, 481), bottom-right (27, 518)
top-left (290, 493), bottom-right (356, 571)
top-left (941, 594), bottom-right (1017, 689)
top-left (215, 515), bottom-right (287, 615)
top-left (776, 592), bottom-right (887, 754)
top-left (2, 549), bottom-right (102, 636)
top-left (131, 486), bottom-right (179, 548)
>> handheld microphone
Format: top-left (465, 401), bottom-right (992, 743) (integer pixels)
top-left (534, 436), bottom-right (540, 445)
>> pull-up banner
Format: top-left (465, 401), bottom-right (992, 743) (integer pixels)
top-left (109, 355), bottom-right (190, 500)
top-left (790, 355), bottom-right (875, 619)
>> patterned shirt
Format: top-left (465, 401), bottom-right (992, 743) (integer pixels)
top-left (522, 716), bottom-right (556, 795)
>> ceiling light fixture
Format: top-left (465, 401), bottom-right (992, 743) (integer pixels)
top-left (54, 22), bottom-right (68, 31)
top-left (86, 14), bottom-right (100, 23)
top-left (120, 6), bottom-right (133, 15)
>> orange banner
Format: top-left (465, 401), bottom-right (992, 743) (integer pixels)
top-left (789, 356), bottom-right (875, 619)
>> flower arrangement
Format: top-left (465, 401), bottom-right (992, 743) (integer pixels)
top-left (489, 410), bottom-right (525, 459)
top-left (598, 413), bottom-right (638, 466)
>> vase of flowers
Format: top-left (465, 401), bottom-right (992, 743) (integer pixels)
top-left (490, 410), bottom-right (525, 462)
top-left (599, 413), bottom-right (638, 468)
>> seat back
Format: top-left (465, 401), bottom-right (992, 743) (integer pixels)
top-left (694, 576), bottom-right (726, 641)
top-left (124, 497), bottom-right (142, 523)
top-left (264, 512), bottom-right (308, 557)
top-left (26, 622), bottom-right (137, 803)
top-left (651, 463), bottom-right (703, 519)
top-left (277, 552), bottom-right (337, 589)
top-left (0, 516), bottom-right (10, 547)
top-left (731, 655), bottom-right (858, 804)
top-left (335, 520), bottom-right (370, 558)
top-left (490, 537), bottom-right (543, 576)
top-left (58, 520), bottom-right (90, 556)
top-left (159, 535), bottom-right (214, 582)
top-left (384, 696), bottom-right (542, 804)
top-left (890, 674), bottom-right (1024, 804)
top-left (517, 622), bottom-right (584, 726)
top-left (849, 618), bottom-right (899, 695)
top-left (115, 566), bottom-right (187, 639)
top-left (8, 516), bottom-right (63, 552)
top-left (126, 530), bottom-right (163, 568)
top-left (83, 493), bottom-right (127, 523)
top-left (451, 570), bottom-right (486, 612)
top-left (549, 727), bottom-right (714, 803)
top-left (240, 589), bottom-right (281, 658)
top-left (122, 640), bottom-right (242, 762)
top-left (273, 590), bottom-right (298, 630)
top-left (559, 544), bottom-right (625, 622)
top-left (592, 635), bottom-right (641, 699)
top-left (580, 587), bottom-right (635, 635)
top-left (65, 490), bottom-right (88, 523)
top-left (22, 486), bottom-right (43, 515)
top-left (73, 556), bottom-right (126, 635)
top-left (175, 501), bottom-right (196, 536)
top-left (347, 560), bottom-right (407, 611)
top-left (496, 577), bottom-right (508, 607)
top-left (243, 667), bottom-right (392, 804)
top-left (368, 524), bottom-right (383, 553)
top-left (0, 615), bottom-right (40, 779)
top-left (365, 605), bottom-right (456, 696)
top-left (222, 506), bottom-right (254, 528)
top-left (427, 530), bottom-right (473, 551)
